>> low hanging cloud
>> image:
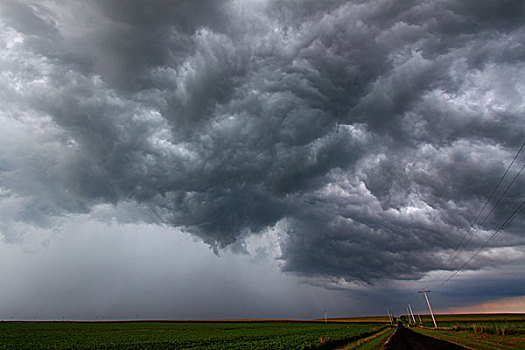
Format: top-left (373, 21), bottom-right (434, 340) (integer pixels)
top-left (1, 0), bottom-right (524, 286)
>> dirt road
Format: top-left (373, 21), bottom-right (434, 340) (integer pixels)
top-left (382, 324), bottom-right (468, 350)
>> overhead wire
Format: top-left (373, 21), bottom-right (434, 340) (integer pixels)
top-left (414, 196), bottom-right (525, 317)
top-left (437, 139), bottom-right (525, 278)
top-left (415, 139), bottom-right (525, 310)
top-left (450, 162), bottom-right (525, 256)
top-left (437, 161), bottom-right (525, 284)
top-left (437, 199), bottom-right (525, 288)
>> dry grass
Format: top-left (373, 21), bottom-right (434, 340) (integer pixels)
top-left (420, 313), bottom-right (525, 323)
top-left (414, 327), bottom-right (525, 350)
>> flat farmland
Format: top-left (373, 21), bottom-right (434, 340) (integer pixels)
top-left (412, 313), bottom-right (525, 350)
top-left (414, 327), bottom-right (525, 350)
top-left (416, 313), bottom-right (525, 332)
top-left (0, 321), bottom-right (386, 350)
top-left (325, 316), bottom-right (390, 323)
top-left (419, 313), bottom-right (525, 324)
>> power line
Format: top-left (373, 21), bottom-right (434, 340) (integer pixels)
top-left (438, 199), bottom-right (525, 288)
top-left (416, 140), bottom-right (525, 311)
top-left (439, 161), bottom-right (525, 279)
top-left (438, 139), bottom-right (525, 276)
top-left (414, 198), bottom-right (525, 319)
top-left (450, 162), bottom-right (525, 256)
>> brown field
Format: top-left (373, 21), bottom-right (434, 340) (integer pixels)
top-left (424, 313), bottom-right (525, 322)
top-left (399, 313), bottom-right (525, 326)
top-left (322, 316), bottom-right (392, 323)
top-left (41, 317), bottom-right (391, 324)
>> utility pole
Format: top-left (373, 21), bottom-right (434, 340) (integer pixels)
top-left (408, 304), bottom-right (416, 323)
top-left (324, 310), bottom-right (327, 324)
top-left (419, 289), bottom-right (438, 329)
top-left (386, 308), bottom-right (393, 324)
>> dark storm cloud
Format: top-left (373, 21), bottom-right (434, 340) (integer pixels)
top-left (1, 0), bottom-right (525, 285)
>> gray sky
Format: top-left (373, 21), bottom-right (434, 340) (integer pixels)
top-left (0, 0), bottom-right (524, 319)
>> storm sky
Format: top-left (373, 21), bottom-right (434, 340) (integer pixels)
top-left (1, 0), bottom-right (524, 319)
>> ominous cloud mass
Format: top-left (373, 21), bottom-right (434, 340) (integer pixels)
top-left (1, 0), bottom-right (525, 289)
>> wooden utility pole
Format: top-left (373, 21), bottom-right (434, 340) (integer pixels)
top-left (408, 304), bottom-right (416, 323)
top-left (419, 289), bottom-right (438, 328)
top-left (386, 308), bottom-right (393, 324)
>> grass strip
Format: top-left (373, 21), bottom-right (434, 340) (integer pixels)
top-left (413, 327), bottom-right (525, 350)
top-left (336, 326), bottom-right (395, 350)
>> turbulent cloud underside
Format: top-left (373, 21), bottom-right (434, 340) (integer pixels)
top-left (1, 0), bottom-right (524, 286)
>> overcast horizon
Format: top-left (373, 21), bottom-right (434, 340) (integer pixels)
top-left (1, 0), bottom-right (525, 320)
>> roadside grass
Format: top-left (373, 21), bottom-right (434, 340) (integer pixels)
top-left (353, 327), bottom-right (395, 350)
top-left (413, 327), bottom-right (525, 350)
top-left (336, 326), bottom-right (395, 350)
top-left (402, 314), bottom-right (525, 350)
top-left (415, 314), bottom-right (525, 335)
top-left (449, 323), bottom-right (525, 336)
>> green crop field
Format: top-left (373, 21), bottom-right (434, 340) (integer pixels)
top-left (0, 321), bottom-right (386, 350)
